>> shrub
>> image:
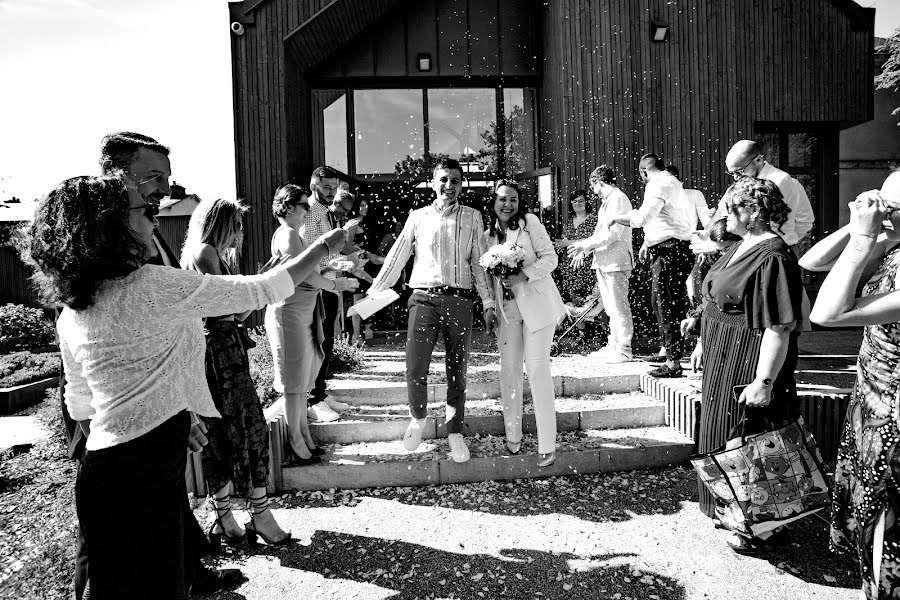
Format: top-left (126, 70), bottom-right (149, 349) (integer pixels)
top-left (0, 351), bottom-right (60, 388)
top-left (0, 303), bottom-right (56, 353)
top-left (246, 327), bottom-right (280, 410)
top-left (331, 335), bottom-right (366, 373)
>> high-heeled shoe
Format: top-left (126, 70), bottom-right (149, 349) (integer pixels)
top-left (505, 439), bottom-right (521, 455)
top-left (244, 495), bottom-right (292, 547)
top-left (208, 494), bottom-right (245, 555)
top-left (537, 452), bottom-right (556, 468)
top-left (310, 446), bottom-right (326, 457)
top-left (283, 444), bottom-right (322, 466)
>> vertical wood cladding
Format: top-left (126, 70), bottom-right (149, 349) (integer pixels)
top-left (539, 0), bottom-right (873, 211)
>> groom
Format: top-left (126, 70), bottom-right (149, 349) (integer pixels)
top-left (368, 158), bottom-right (496, 463)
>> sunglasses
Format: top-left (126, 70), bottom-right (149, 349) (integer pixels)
top-left (129, 203), bottom-right (160, 219)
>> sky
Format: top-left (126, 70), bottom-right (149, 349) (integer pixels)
top-left (1, 0), bottom-right (899, 205)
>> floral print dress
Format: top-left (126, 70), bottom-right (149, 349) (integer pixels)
top-left (557, 214), bottom-right (598, 302)
top-left (831, 245), bottom-right (900, 599)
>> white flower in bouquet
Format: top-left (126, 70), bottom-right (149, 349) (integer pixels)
top-left (480, 244), bottom-right (525, 275)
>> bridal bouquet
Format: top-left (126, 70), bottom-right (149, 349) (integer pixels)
top-left (480, 244), bottom-right (526, 300)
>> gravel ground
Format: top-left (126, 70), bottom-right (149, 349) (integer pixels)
top-left (1, 391), bottom-right (861, 600)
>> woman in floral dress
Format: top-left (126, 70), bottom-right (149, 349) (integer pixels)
top-left (805, 172), bottom-right (900, 599)
top-left (554, 190), bottom-right (597, 304)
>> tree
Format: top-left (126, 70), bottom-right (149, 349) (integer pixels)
top-left (876, 29), bottom-right (900, 118)
top-left (477, 105), bottom-right (532, 175)
top-left (394, 152), bottom-right (451, 177)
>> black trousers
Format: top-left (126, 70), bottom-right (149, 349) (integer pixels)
top-left (76, 411), bottom-right (205, 600)
top-left (648, 239), bottom-right (693, 362)
top-left (311, 289), bottom-right (340, 403)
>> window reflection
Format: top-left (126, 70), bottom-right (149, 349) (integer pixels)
top-left (427, 88), bottom-right (496, 174)
top-left (324, 94), bottom-right (348, 173)
top-left (354, 89), bottom-right (424, 174)
top-left (503, 88), bottom-right (537, 174)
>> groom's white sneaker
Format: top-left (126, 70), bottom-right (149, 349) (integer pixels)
top-left (403, 418), bottom-right (427, 451)
top-left (448, 433), bottom-right (470, 463)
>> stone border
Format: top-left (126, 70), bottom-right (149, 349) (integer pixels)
top-left (0, 376), bottom-right (58, 415)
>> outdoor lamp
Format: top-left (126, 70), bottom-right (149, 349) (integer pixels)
top-left (651, 23), bottom-right (669, 42)
top-left (417, 53), bottom-right (432, 72)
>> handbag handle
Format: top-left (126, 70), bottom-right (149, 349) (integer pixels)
top-left (725, 401), bottom-right (777, 443)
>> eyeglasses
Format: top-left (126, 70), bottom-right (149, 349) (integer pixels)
top-left (726, 155), bottom-right (760, 179)
top-left (128, 203), bottom-right (160, 219)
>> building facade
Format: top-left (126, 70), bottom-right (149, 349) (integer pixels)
top-left (229, 0), bottom-right (875, 291)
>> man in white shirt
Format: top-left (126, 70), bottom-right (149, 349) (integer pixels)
top-left (567, 165), bottom-right (634, 363)
top-left (724, 140), bottom-right (815, 248)
top-left (369, 158), bottom-right (496, 463)
top-left (610, 154), bottom-right (694, 378)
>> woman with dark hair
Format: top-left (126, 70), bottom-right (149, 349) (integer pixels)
top-left (264, 184), bottom-right (356, 465)
top-left (484, 180), bottom-right (567, 467)
top-left (180, 198), bottom-right (289, 549)
top-left (687, 176), bottom-right (803, 555)
top-left (25, 175), bottom-right (344, 599)
top-left (555, 189), bottom-right (598, 306)
top-left (803, 172), bottom-right (900, 599)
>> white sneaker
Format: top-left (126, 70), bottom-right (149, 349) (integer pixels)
top-left (324, 398), bottom-right (350, 413)
top-left (403, 418), bottom-right (427, 451)
top-left (308, 402), bottom-right (341, 423)
top-left (602, 352), bottom-right (633, 364)
top-left (448, 433), bottom-right (470, 463)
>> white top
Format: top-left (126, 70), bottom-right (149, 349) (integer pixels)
top-left (757, 162), bottom-right (815, 247)
top-left (627, 170), bottom-right (693, 246)
top-left (684, 188), bottom-right (712, 229)
top-left (59, 265), bottom-right (295, 451)
top-left (580, 188), bottom-right (634, 272)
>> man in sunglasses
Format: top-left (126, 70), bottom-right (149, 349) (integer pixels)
top-left (60, 132), bottom-right (243, 599)
top-left (724, 140), bottom-right (814, 249)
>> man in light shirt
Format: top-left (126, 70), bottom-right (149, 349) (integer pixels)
top-left (567, 165), bottom-right (634, 364)
top-left (724, 140), bottom-right (815, 248)
top-left (368, 158), bottom-right (496, 463)
top-left (610, 153), bottom-right (694, 378)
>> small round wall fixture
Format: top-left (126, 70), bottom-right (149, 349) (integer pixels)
top-left (231, 22), bottom-right (245, 36)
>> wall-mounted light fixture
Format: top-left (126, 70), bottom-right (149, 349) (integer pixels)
top-left (417, 53), bottom-right (432, 72)
top-left (651, 22), bottom-right (669, 42)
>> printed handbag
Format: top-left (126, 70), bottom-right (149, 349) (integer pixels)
top-left (690, 415), bottom-right (830, 537)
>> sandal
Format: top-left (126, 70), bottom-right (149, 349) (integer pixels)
top-left (726, 533), bottom-right (765, 555)
top-left (208, 494), bottom-right (245, 555)
top-left (245, 495), bottom-right (292, 547)
top-left (648, 363), bottom-right (683, 378)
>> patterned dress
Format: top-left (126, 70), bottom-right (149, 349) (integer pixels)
top-left (557, 214), bottom-right (598, 302)
top-left (831, 246), bottom-right (900, 599)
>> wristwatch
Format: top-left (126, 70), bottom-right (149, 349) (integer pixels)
top-left (759, 377), bottom-right (773, 387)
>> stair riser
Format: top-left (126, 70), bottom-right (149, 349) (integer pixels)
top-left (311, 406), bottom-right (666, 444)
top-left (329, 374), bottom-right (643, 406)
top-left (281, 442), bottom-right (693, 491)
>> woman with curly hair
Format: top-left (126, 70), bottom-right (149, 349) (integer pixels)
top-left (180, 197), bottom-right (290, 549)
top-left (554, 189), bottom-right (598, 307)
top-left (685, 176), bottom-right (803, 555)
top-left (264, 184), bottom-right (355, 465)
top-left (24, 175), bottom-right (344, 599)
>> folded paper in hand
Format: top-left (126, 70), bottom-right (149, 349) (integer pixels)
top-left (347, 289), bottom-right (399, 320)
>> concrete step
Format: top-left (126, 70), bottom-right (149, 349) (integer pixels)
top-left (281, 426), bottom-right (693, 491)
top-left (326, 361), bottom-right (653, 405)
top-left (310, 394), bottom-right (666, 444)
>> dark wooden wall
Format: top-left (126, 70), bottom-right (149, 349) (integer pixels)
top-left (540, 0), bottom-right (874, 210)
top-left (309, 0), bottom-right (539, 81)
top-left (0, 247), bottom-right (39, 308)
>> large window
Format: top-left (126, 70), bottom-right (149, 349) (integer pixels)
top-left (320, 87), bottom-right (537, 178)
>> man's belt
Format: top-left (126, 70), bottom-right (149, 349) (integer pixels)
top-left (415, 286), bottom-right (477, 300)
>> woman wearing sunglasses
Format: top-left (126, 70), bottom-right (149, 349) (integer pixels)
top-left (263, 184), bottom-right (356, 466)
top-left (24, 175), bottom-right (345, 599)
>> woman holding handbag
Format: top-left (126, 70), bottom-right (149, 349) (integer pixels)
top-left (484, 180), bottom-right (567, 467)
top-left (805, 171), bottom-right (900, 600)
top-left (683, 177), bottom-right (802, 554)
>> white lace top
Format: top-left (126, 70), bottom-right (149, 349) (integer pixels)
top-left (58, 264), bottom-right (294, 450)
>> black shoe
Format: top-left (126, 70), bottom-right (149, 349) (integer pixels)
top-left (283, 445), bottom-right (322, 466)
top-left (192, 566), bottom-right (244, 594)
top-left (310, 446), bottom-right (326, 456)
top-left (648, 363), bottom-right (683, 378)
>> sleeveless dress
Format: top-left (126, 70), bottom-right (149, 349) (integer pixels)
top-left (195, 256), bottom-right (270, 496)
top-left (831, 245), bottom-right (900, 599)
top-left (264, 225), bottom-right (325, 396)
top-left (695, 237), bottom-right (803, 518)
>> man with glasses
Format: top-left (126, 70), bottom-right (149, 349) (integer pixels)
top-left (610, 153), bottom-right (694, 378)
top-left (724, 140), bottom-right (814, 249)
